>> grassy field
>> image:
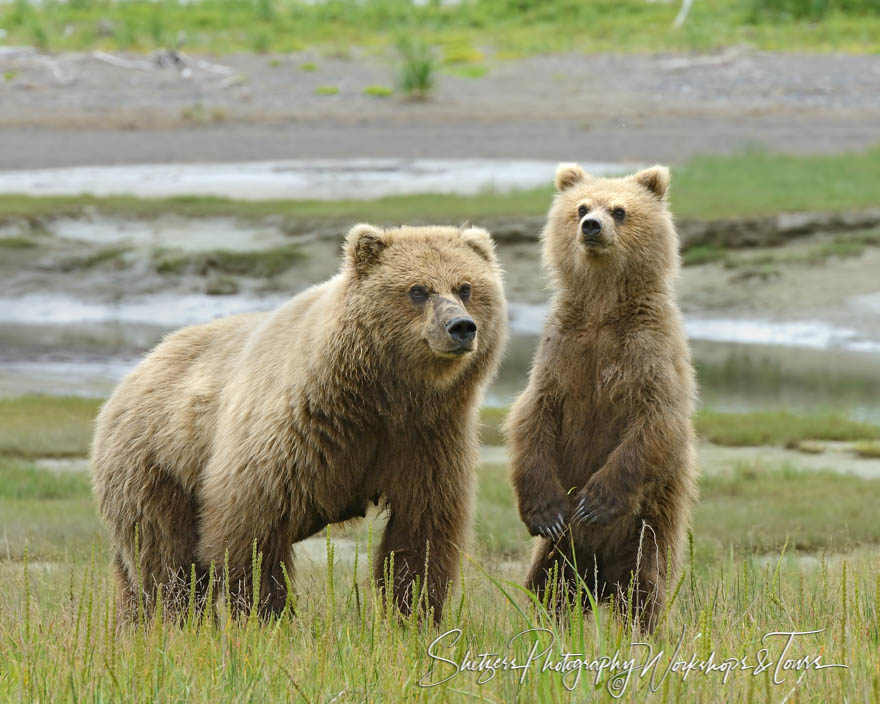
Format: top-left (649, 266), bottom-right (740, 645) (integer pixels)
top-left (0, 396), bottom-right (102, 458)
top-left (2, 147), bottom-right (879, 227)
top-left (481, 406), bottom-right (880, 449)
top-left (1, 450), bottom-right (880, 700)
top-left (5, 396), bottom-right (880, 460)
top-left (2, 0), bottom-right (880, 55)
top-left (2, 396), bottom-right (880, 699)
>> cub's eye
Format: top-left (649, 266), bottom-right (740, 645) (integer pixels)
top-left (577, 204), bottom-right (589, 218)
top-left (409, 285), bottom-right (429, 304)
top-left (459, 283), bottom-right (472, 302)
top-left (612, 207), bottom-right (626, 222)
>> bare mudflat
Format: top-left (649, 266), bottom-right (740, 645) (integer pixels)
top-left (1, 48), bottom-right (878, 168)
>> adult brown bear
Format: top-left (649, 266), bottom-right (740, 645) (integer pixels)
top-left (506, 164), bottom-right (697, 632)
top-left (92, 224), bottom-right (507, 623)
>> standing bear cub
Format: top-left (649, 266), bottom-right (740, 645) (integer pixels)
top-left (92, 224), bottom-right (507, 623)
top-left (506, 164), bottom-right (697, 632)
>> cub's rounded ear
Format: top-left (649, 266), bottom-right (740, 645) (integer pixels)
top-left (460, 226), bottom-right (497, 262)
top-left (554, 162), bottom-right (587, 192)
top-left (633, 165), bottom-right (671, 199)
top-left (345, 223), bottom-right (388, 276)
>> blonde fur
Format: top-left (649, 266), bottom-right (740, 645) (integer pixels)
top-left (505, 165), bottom-right (697, 632)
top-left (92, 224), bottom-right (508, 623)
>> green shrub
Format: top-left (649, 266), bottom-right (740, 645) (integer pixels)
top-left (395, 37), bottom-right (435, 100)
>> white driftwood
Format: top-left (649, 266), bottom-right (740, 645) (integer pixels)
top-left (92, 50), bottom-right (154, 71)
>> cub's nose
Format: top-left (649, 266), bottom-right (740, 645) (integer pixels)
top-left (446, 316), bottom-right (477, 347)
top-left (581, 218), bottom-right (602, 237)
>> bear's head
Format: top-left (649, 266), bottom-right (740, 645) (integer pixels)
top-left (543, 163), bottom-right (679, 291)
top-left (343, 224), bottom-right (507, 389)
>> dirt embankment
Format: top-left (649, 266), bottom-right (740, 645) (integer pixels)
top-left (2, 209), bottom-right (879, 319)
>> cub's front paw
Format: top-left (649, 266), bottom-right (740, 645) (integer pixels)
top-left (572, 491), bottom-right (624, 528)
top-left (522, 496), bottom-right (568, 542)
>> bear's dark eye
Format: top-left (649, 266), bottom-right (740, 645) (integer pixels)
top-left (459, 283), bottom-right (472, 303)
top-left (577, 204), bottom-right (589, 218)
top-left (612, 207), bottom-right (626, 222)
top-left (409, 285), bottom-right (429, 304)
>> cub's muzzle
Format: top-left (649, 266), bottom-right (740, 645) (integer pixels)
top-left (580, 216), bottom-right (607, 247)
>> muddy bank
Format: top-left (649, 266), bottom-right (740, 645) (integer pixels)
top-left (1, 210), bottom-right (879, 415)
top-left (5, 206), bottom-right (880, 255)
top-left (478, 208), bottom-right (880, 249)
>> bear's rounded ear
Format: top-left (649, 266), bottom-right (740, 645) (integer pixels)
top-left (345, 223), bottom-right (388, 276)
top-left (460, 226), bottom-right (496, 263)
top-left (633, 165), bottom-right (671, 200)
top-left (554, 163), bottom-right (587, 192)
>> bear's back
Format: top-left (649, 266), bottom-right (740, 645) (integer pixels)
top-left (91, 311), bottom-right (266, 495)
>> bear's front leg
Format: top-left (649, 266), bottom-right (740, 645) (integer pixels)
top-left (197, 461), bottom-right (298, 620)
top-left (374, 458), bottom-right (474, 624)
top-left (505, 380), bottom-right (568, 541)
top-left (573, 408), bottom-right (688, 528)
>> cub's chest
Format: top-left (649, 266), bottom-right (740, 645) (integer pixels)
top-left (553, 328), bottom-right (627, 399)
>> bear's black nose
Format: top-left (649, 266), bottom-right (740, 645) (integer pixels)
top-left (581, 218), bottom-right (602, 237)
top-left (446, 316), bottom-right (477, 346)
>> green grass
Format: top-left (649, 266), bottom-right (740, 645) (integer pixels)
top-left (6, 396), bottom-right (878, 465)
top-left (448, 63), bottom-right (490, 79)
top-left (314, 84), bottom-right (339, 96)
top-left (2, 0), bottom-right (879, 55)
top-left (395, 36), bottom-right (436, 100)
top-left (697, 463), bottom-right (880, 553)
top-left (1, 455), bottom-right (879, 700)
top-left (695, 410), bottom-right (880, 447)
top-left (1, 392), bottom-right (879, 699)
top-left (2, 146), bottom-right (879, 226)
top-left (363, 84), bottom-right (393, 97)
top-left (671, 146), bottom-right (880, 219)
top-left (0, 458), bottom-right (92, 501)
top-left (481, 407), bottom-right (880, 449)
top-left (299, 61), bottom-right (317, 71)
top-left (153, 244), bottom-right (305, 278)
top-left (0, 396), bottom-right (102, 459)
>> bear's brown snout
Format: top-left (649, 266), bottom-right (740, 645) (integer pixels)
top-left (426, 296), bottom-right (478, 356)
top-left (446, 316), bottom-right (477, 350)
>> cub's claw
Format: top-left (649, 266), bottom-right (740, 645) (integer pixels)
top-left (573, 494), bottom-right (620, 527)
top-left (523, 499), bottom-right (568, 542)
top-left (534, 513), bottom-right (564, 541)
top-left (549, 516), bottom-right (565, 542)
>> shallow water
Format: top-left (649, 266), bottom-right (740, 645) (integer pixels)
top-left (508, 302), bottom-right (880, 354)
top-left (51, 215), bottom-right (291, 252)
top-left (2, 298), bottom-right (879, 422)
top-left (0, 159), bottom-right (633, 200)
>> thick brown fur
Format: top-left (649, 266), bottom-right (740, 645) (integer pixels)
top-left (505, 164), bottom-right (697, 632)
top-left (91, 224), bottom-right (507, 624)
